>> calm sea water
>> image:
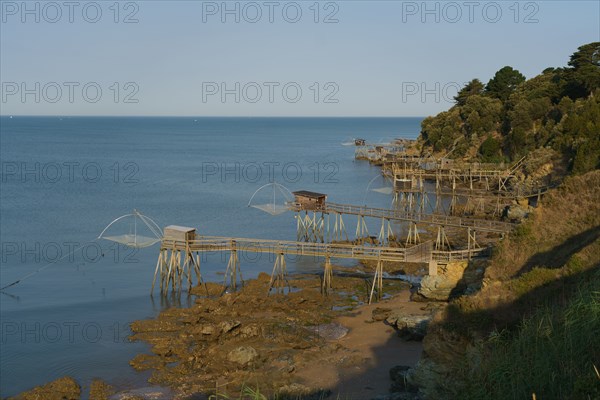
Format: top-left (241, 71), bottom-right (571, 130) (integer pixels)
top-left (0, 116), bottom-right (422, 396)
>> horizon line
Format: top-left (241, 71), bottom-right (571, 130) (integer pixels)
top-left (0, 114), bottom-right (427, 118)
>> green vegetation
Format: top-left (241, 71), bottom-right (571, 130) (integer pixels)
top-left (209, 384), bottom-right (335, 400)
top-left (485, 66), bottom-right (526, 102)
top-left (420, 42), bottom-right (600, 175)
top-left (464, 269), bottom-right (600, 400)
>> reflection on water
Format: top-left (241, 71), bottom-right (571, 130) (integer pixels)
top-left (151, 291), bottom-right (196, 310)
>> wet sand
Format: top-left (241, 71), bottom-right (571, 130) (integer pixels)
top-left (298, 290), bottom-right (424, 398)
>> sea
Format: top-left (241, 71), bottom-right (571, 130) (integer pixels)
top-left (0, 116), bottom-right (422, 396)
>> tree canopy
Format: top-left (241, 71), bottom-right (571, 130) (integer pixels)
top-left (485, 66), bottom-right (526, 101)
top-left (454, 79), bottom-right (485, 106)
top-left (418, 42), bottom-right (600, 175)
top-left (565, 42), bottom-right (600, 98)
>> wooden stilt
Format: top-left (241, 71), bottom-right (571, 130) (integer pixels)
top-left (355, 215), bottom-right (369, 242)
top-left (378, 218), bottom-right (394, 245)
top-left (151, 250), bottom-right (162, 294)
top-left (268, 252), bottom-right (289, 294)
top-left (224, 240), bottom-right (242, 290)
top-left (321, 255), bottom-right (333, 295)
top-left (406, 222), bottom-right (420, 246)
top-left (467, 228), bottom-right (479, 259)
top-left (296, 212), bottom-right (303, 241)
top-left (435, 226), bottom-right (451, 251)
top-left (369, 258), bottom-right (384, 304)
top-left (333, 213), bottom-right (348, 241)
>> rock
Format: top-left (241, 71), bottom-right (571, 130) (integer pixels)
top-left (389, 365), bottom-right (419, 392)
top-left (90, 379), bottom-right (114, 400)
top-left (11, 377), bottom-right (81, 400)
top-left (240, 324), bottom-right (260, 338)
top-left (227, 346), bottom-right (258, 365)
top-left (386, 313), bottom-right (430, 341)
top-left (130, 320), bottom-right (180, 333)
top-left (503, 204), bottom-right (531, 222)
top-left (372, 307), bottom-right (393, 321)
top-left (200, 324), bottom-right (215, 335)
top-left (129, 354), bottom-right (164, 371)
top-left (410, 327), bottom-right (473, 399)
top-left (417, 261), bottom-right (469, 301)
top-left (306, 322), bottom-right (349, 340)
top-left (512, 196), bottom-right (529, 207)
top-left (422, 302), bottom-right (447, 312)
top-left (279, 383), bottom-right (330, 399)
top-left (219, 320), bottom-right (240, 333)
top-left (278, 383), bottom-right (312, 395)
top-left (109, 386), bottom-right (175, 400)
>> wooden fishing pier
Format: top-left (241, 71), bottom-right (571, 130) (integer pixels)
top-left (375, 154), bottom-right (551, 216)
top-left (93, 139), bottom-right (553, 306)
top-left (152, 189), bottom-right (513, 301)
top-left (290, 191), bottom-right (513, 252)
top-left (353, 138), bottom-right (411, 162)
top-left (153, 228), bottom-right (489, 303)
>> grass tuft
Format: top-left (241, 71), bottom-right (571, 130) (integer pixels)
top-left (463, 270), bottom-right (600, 399)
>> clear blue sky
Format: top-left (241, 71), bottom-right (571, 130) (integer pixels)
top-left (1, 0), bottom-right (598, 116)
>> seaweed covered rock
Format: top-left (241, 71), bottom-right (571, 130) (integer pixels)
top-left (10, 377), bottom-right (81, 400)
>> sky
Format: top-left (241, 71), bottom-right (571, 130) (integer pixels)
top-left (1, 0), bottom-right (599, 116)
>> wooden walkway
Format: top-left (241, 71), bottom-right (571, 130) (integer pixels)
top-left (305, 202), bottom-right (514, 233)
top-left (154, 235), bottom-right (488, 303)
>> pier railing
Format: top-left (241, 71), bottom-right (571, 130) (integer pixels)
top-left (289, 202), bottom-right (514, 233)
top-left (160, 235), bottom-right (489, 264)
top-left (163, 236), bottom-right (410, 262)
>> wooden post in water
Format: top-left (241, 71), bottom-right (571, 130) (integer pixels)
top-left (151, 249), bottom-right (163, 294)
top-left (224, 240), bottom-right (242, 290)
top-left (268, 252), bottom-right (289, 294)
top-left (332, 212), bottom-right (348, 242)
top-left (355, 215), bottom-right (369, 242)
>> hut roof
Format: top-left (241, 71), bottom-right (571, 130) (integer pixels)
top-left (292, 190), bottom-right (327, 199)
top-left (164, 225), bottom-right (196, 233)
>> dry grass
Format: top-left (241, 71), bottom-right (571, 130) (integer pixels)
top-left (486, 170), bottom-right (600, 281)
top-left (421, 170), bottom-right (600, 399)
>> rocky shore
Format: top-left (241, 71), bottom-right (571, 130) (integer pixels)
top-left (10, 268), bottom-right (445, 400)
top-left (126, 272), bottom-right (433, 399)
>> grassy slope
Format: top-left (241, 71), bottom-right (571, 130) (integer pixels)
top-left (426, 170), bottom-right (600, 399)
top-left (464, 270), bottom-right (600, 399)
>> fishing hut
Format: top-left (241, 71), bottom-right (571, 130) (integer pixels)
top-left (164, 225), bottom-right (196, 241)
top-left (371, 145), bottom-right (387, 163)
top-left (154, 225), bottom-right (201, 294)
top-left (392, 172), bottom-right (428, 213)
top-left (354, 138), bottom-right (369, 160)
top-left (292, 191), bottom-right (327, 211)
top-left (394, 177), bottom-right (415, 191)
top-left (439, 158), bottom-right (454, 170)
top-left (291, 191), bottom-right (330, 242)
